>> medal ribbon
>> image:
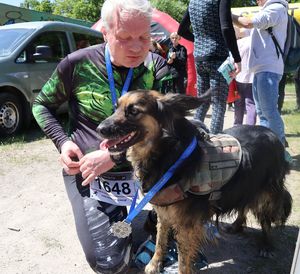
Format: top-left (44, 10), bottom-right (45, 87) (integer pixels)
top-left (105, 44), bottom-right (133, 111)
top-left (125, 136), bottom-right (198, 224)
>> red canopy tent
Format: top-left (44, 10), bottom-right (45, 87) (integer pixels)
top-left (92, 9), bottom-right (197, 96)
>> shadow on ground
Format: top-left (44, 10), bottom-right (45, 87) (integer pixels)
top-left (0, 114), bottom-right (68, 144)
top-left (132, 213), bottom-right (298, 274)
top-left (203, 223), bottom-right (298, 274)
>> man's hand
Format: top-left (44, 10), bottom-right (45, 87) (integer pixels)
top-left (232, 14), bottom-right (253, 29)
top-left (167, 52), bottom-right (176, 64)
top-left (60, 141), bottom-right (83, 175)
top-left (230, 62), bottom-right (242, 78)
top-left (79, 149), bottom-right (115, 186)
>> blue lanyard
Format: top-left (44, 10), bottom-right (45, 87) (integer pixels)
top-left (105, 44), bottom-right (133, 111)
top-left (125, 136), bottom-right (198, 224)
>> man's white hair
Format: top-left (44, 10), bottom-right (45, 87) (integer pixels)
top-left (101, 0), bottom-right (153, 30)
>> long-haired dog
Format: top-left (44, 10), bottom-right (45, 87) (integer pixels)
top-left (97, 90), bottom-right (292, 274)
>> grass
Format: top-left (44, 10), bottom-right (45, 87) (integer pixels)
top-left (0, 114), bottom-right (68, 146)
top-left (280, 83), bottom-right (300, 228)
top-left (0, 122), bottom-right (46, 147)
top-left (281, 84), bottom-right (300, 149)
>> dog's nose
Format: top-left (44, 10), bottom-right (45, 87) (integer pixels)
top-left (97, 124), bottom-right (110, 137)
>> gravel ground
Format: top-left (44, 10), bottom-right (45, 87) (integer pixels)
top-left (0, 109), bottom-right (299, 274)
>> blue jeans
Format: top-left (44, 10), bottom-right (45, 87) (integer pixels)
top-left (252, 71), bottom-right (285, 144)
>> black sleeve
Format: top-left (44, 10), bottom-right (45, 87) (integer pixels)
top-left (219, 0), bottom-right (241, 63)
top-left (178, 9), bottom-right (194, 42)
top-left (150, 53), bottom-right (170, 91)
top-left (175, 46), bottom-right (187, 67)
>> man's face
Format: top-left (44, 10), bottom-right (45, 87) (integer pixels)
top-left (103, 11), bottom-right (151, 68)
top-left (170, 34), bottom-right (180, 47)
top-left (256, 0), bottom-right (267, 7)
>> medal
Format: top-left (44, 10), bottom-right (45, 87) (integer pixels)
top-left (111, 221), bottom-right (132, 238)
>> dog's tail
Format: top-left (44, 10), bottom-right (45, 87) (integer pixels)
top-left (278, 187), bottom-right (293, 226)
top-left (268, 186), bottom-right (293, 227)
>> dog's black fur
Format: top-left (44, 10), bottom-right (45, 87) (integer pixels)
top-left (97, 90), bottom-right (292, 274)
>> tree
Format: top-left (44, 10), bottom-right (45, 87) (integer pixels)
top-left (20, 0), bottom-right (104, 22)
top-left (150, 0), bottom-right (189, 22)
top-left (52, 0), bottom-right (104, 22)
top-left (19, 0), bottom-right (300, 24)
top-left (21, 0), bottom-right (54, 13)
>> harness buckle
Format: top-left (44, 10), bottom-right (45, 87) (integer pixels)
top-left (208, 191), bottom-right (221, 201)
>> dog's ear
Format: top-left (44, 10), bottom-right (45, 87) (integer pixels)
top-left (158, 88), bottom-right (211, 116)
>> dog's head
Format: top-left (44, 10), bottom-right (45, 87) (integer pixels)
top-left (97, 89), bottom-right (210, 154)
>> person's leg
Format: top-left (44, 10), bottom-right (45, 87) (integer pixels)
top-left (175, 74), bottom-right (186, 94)
top-left (243, 83), bottom-right (257, 125)
top-left (278, 73), bottom-right (287, 114)
top-left (252, 74), bottom-right (268, 128)
top-left (194, 60), bottom-right (211, 122)
top-left (294, 68), bottom-right (300, 109)
top-left (63, 172), bottom-right (132, 274)
top-left (255, 72), bottom-right (285, 144)
top-left (171, 78), bottom-right (177, 93)
top-left (208, 61), bottom-right (228, 134)
top-left (234, 82), bottom-right (246, 125)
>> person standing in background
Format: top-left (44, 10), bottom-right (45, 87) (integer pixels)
top-left (278, 73), bottom-right (287, 114)
top-left (295, 66), bottom-right (300, 110)
top-left (166, 32), bottom-right (188, 94)
top-left (279, 67), bottom-right (300, 113)
top-left (178, 0), bottom-right (241, 134)
top-left (232, 0), bottom-right (292, 163)
top-left (233, 27), bottom-right (257, 126)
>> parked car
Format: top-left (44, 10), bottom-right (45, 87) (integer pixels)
top-left (0, 21), bottom-right (103, 136)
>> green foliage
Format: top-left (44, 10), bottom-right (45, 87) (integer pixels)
top-left (21, 0), bottom-right (54, 13)
top-left (53, 0), bottom-right (103, 22)
top-left (231, 0), bottom-right (256, 7)
top-left (150, 0), bottom-right (188, 22)
top-left (20, 0), bottom-right (104, 22)
top-left (18, 0), bottom-right (300, 23)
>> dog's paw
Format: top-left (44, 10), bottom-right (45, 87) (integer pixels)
top-left (144, 260), bottom-right (162, 274)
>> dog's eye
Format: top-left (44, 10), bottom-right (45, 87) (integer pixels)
top-left (127, 105), bottom-right (140, 116)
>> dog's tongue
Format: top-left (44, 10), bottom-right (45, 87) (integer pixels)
top-left (100, 139), bottom-right (115, 150)
top-left (100, 138), bottom-right (123, 150)
top-left (100, 133), bottom-right (134, 150)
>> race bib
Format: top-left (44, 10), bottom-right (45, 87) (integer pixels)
top-left (90, 171), bottom-right (139, 206)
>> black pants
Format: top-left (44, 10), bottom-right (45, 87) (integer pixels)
top-left (172, 74), bottom-right (186, 94)
top-left (63, 171), bottom-right (132, 274)
top-left (278, 73), bottom-right (287, 114)
top-left (295, 67), bottom-right (300, 109)
top-left (278, 70), bottom-right (300, 112)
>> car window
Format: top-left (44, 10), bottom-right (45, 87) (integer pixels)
top-left (16, 31), bottom-right (70, 63)
top-left (0, 28), bottom-right (34, 57)
top-left (73, 32), bottom-right (103, 50)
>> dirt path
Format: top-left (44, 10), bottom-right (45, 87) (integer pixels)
top-left (0, 110), bottom-right (299, 274)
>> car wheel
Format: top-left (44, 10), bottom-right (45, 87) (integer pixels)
top-left (0, 93), bottom-right (23, 136)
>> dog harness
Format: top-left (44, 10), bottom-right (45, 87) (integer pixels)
top-left (150, 134), bottom-right (242, 206)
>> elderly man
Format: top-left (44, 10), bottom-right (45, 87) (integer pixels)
top-left (167, 32), bottom-right (188, 94)
top-left (232, 0), bottom-right (291, 161)
top-left (32, 0), bottom-right (169, 273)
